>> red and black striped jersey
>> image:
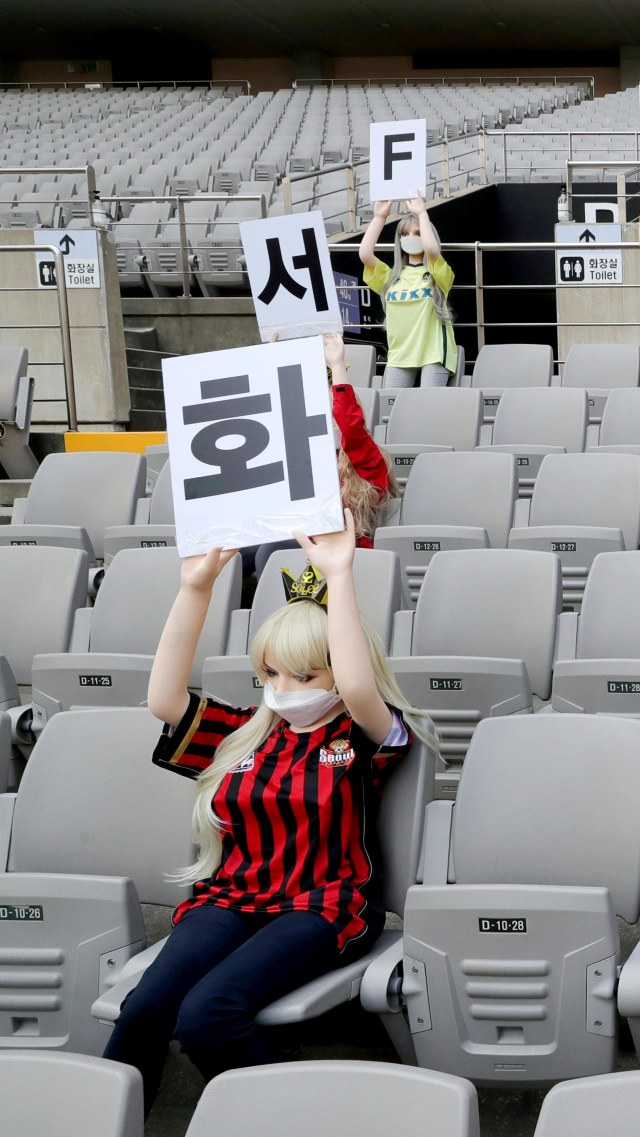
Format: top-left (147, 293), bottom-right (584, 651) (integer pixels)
top-left (153, 693), bottom-right (412, 951)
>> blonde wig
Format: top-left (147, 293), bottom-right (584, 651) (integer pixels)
top-left (174, 599), bottom-right (438, 884)
top-left (338, 447), bottom-right (399, 541)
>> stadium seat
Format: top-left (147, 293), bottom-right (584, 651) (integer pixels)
top-left (550, 551), bottom-right (640, 714)
top-left (30, 547), bottom-right (242, 726)
top-left (0, 1051), bottom-right (144, 1137)
top-left (0, 545), bottom-right (89, 760)
top-left (93, 722), bottom-right (434, 1048)
top-left (508, 452), bottom-right (640, 607)
top-left (103, 460), bottom-right (175, 563)
top-left (202, 546), bottom-right (404, 709)
top-left (464, 343), bottom-right (554, 421)
top-left (185, 1061), bottom-right (479, 1137)
top-left (374, 389), bottom-right (483, 488)
top-left (374, 451), bottom-right (518, 605)
top-left (361, 713), bottom-right (640, 1086)
top-left (0, 345), bottom-right (38, 478)
top-left (588, 386), bottom-right (640, 453)
top-left (0, 452), bottom-right (147, 593)
top-left (343, 342), bottom-right (377, 387)
top-left (561, 343), bottom-right (640, 422)
top-left (389, 548), bottom-right (562, 796)
top-left (476, 387), bottom-right (588, 496)
top-left (533, 1071), bottom-right (640, 1137)
top-left (0, 707), bottom-right (196, 1055)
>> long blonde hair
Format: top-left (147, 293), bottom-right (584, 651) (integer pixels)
top-left (175, 599), bottom-right (438, 884)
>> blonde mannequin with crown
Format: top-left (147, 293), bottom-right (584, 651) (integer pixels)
top-left (104, 511), bottom-right (437, 1113)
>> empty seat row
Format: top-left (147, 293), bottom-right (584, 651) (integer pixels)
top-left (377, 449), bottom-right (640, 608)
top-left (5, 1047), bottom-right (640, 1137)
top-left (3, 703), bottom-right (640, 1100)
top-left (5, 538), bottom-right (640, 802)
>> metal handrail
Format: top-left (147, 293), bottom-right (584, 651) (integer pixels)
top-left (0, 243), bottom-right (76, 429)
top-left (0, 164), bottom-right (97, 221)
top-left (295, 75), bottom-right (595, 92)
top-left (0, 79), bottom-right (252, 93)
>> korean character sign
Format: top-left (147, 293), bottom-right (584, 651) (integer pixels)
top-left (162, 336), bottom-right (344, 556)
top-left (369, 119), bottom-right (427, 202)
top-left (239, 211), bottom-right (343, 342)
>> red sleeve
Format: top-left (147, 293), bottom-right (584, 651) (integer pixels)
top-left (152, 692), bottom-right (254, 779)
top-left (332, 383), bottom-right (391, 492)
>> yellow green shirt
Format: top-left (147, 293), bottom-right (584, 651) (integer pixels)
top-left (363, 256), bottom-right (458, 372)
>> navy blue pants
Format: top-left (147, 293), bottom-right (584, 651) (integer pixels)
top-left (103, 904), bottom-right (374, 1113)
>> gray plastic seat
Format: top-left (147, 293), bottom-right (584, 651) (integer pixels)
top-left (551, 551), bottom-right (640, 714)
top-left (202, 546), bottom-right (404, 708)
top-left (103, 459), bottom-right (175, 563)
top-left (375, 389), bottom-right (483, 488)
top-left (534, 1071), bottom-right (640, 1137)
top-left (588, 386), bottom-right (640, 454)
top-left (93, 723), bottom-right (434, 1047)
top-left (192, 221), bottom-right (247, 293)
top-left (343, 342), bottom-right (377, 387)
top-left (186, 1061), bottom-right (479, 1137)
top-left (30, 546), bottom-right (242, 727)
top-left (0, 707), bottom-right (197, 1055)
top-left (0, 545), bottom-right (89, 756)
top-left (0, 1051), bottom-right (143, 1137)
top-left (508, 452), bottom-right (640, 607)
top-left (561, 343), bottom-right (640, 422)
top-left (374, 452), bottom-right (518, 605)
top-left (390, 548), bottom-right (562, 796)
top-left (467, 343), bottom-right (554, 421)
top-left (0, 345), bottom-right (38, 478)
top-left (477, 387), bottom-right (588, 496)
top-left (0, 452), bottom-right (147, 584)
top-left (361, 713), bottom-right (640, 1087)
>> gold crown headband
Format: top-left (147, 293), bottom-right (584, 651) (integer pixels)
top-left (281, 563), bottom-right (328, 607)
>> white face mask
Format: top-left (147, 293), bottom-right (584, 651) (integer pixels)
top-left (400, 234), bottom-right (424, 255)
top-left (263, 680), bottom-right (343, 728)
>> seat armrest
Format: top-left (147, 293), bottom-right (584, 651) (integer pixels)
top-left (0, 712), bottom-right (10, 793)
top-left (10, 497), bottom-right (27, 523)
top-left (0, 792), bottom-right (17, 870)
top-left (68, 607), bottom-right (93, 652)
top-left (359, 933), bottom-right (404, 1014)
top-left (512, 498), bottom-right (530, 527)
top-left (257, 928), bottom-right (401, 1026)
top-left (373, 423), bottom-right (387, 443)
top-left (421, 800), bottom-right (454, 884)
top-left (617, 940), bottom-right (640, 1060)
top-left (0, 655), bottom-right (19, 707)
top-left (226, 608), bottom-right (251, 654)
top-left (14, 374), bottom-right (33, 432)
top-left (391, 609), bottom-right (414, 656)
top-left (554, 610), bottom-right (578, 663)
top-left (91, 938), bottom-right (168, 1022)
top-left (132, 498), bottom-right (152, 524)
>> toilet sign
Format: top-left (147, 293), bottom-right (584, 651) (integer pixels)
top-left (34, 229), bottom-right (100, 289)
top-left (556, 223), bottom-right (623, 285)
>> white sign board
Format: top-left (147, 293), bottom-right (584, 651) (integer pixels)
top-left (369, 118), bottom-right (427, 202)
top-left (162, 336), bottom-right (344, 555)
top-left (556, 223), bottom-right (623, 285)
top-left (240, 211), bottom-right (343, 341)
top-left (34, 229), bottom-right (100, 289)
